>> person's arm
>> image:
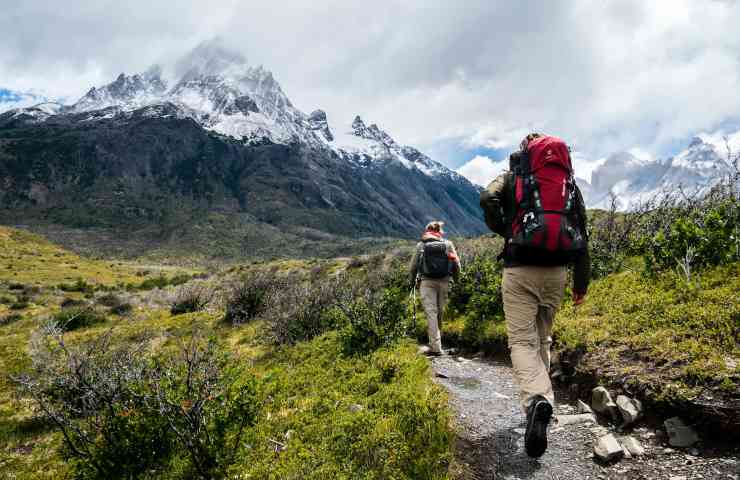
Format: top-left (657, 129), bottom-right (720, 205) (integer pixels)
top-left (409, 243), bottom-right (421, 286)
top-left (480, 172), bottom-right (511, 235)
top-left (572, 247), bottom-right (590, 304)
top-left (572, 184), bottom-right (590, 304)
top-left (447, 241), bottom-right (461, 281)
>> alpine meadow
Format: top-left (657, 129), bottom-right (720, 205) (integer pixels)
top-left (1, 2), bottom-right (739, 479)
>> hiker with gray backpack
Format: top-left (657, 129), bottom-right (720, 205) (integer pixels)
top-left (408, 221), bottom-right (461, 356)
top-left (480, 133), bottom-right (591, 458)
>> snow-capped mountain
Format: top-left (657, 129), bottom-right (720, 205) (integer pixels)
top-left (0, 40), bottom-right (486, 257)
top-left (9, 39), bottom-right (458, 183)
top-left (585, 137), bottom-right (733, 209)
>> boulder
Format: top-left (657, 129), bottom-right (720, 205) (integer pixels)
top-left (664, 417), bottom-right (699, 447)
top-left (616, 395), bottom-right (643, 426)
top-left (594, 434), bottom-right (624, 462)
top-left (619, 435), bottom-right (646, 456)
top-left (591, 387), bottom-right (619, 419)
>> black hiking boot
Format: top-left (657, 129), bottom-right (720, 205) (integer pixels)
top-left (524, 395), bottom-right (552, 458)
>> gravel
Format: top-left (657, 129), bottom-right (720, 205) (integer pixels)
top-left (431, 354), bottom-right (740, 480)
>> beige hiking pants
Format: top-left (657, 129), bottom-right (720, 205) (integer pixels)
top-left (502, 265), bottom-right (567, 411)
top-left (419, 277), bottom-right (450, 353)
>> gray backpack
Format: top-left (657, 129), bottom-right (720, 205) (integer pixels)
top-left (418, 240), bottom-right (450, 278)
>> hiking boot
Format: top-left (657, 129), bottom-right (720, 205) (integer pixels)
top-left (524, 395), bottom-right (552, 458)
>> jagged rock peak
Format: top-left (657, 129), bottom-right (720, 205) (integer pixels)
top-left (352, 115), bottom-right (366, 132)
top-left (308, 109), bottom-right (333, 142)
top-left (689, 136), bottom-right (704, 148)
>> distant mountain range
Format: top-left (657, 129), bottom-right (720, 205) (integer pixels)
top-left (579, 136), bottom-right (735, 209)
top-left (0, 40), bottom-right (485, 258)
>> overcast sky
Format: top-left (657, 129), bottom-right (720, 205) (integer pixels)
top-left (2, 0), bottom-right (740, 184)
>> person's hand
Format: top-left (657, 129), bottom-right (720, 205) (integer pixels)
top-left (573, 292), bottom-right (586, 306)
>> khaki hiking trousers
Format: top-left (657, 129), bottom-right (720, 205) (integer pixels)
top-left (502, 265), bottom-right (567, 411)
top-left (419, 277), bottom-right (450, 354)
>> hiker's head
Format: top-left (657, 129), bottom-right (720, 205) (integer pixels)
top-left (425, 221), bottom-right (445, 235)
top-left (519, 132), bottom-right (542, 151)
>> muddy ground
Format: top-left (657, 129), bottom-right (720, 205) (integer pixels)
top-left (432, 354), bottom-right (740, 480)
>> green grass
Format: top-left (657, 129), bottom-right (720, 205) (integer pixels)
top-left (232, 333), bottom-right (453, 479)
top-left (0, 226), bottom-right (455, 479)
top-left (555, 261), bottom-right (740, 400)
top-left (0, 226), bottom-right (193, 287)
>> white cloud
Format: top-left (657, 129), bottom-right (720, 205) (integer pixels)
top-left (2, 0), bottom-right (740, 165)
top-left (456, 155), bottom-right (506, 187)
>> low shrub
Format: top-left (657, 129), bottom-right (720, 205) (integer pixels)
top-left (170, 284), bottom-right (212, 315)
top-left (266, 275), bottom-right (356, 345)
top-left (58, 278), bottom-right (94, 294)
top-left (338, 286), bottom-right (409, 356)
top-left (52, 307), bottom-right (107, 331)
top-left (8, 282), bottom-right (25, 290)
top-left (61, 297), bottom-right (86, 309)
top-left (15, 329), bottom-right (259, 480)
top-left (96, 293), bottom-right (122, 308)
top-left (110, 302), bottom-right (133, 316)
top-left (639, 199), bottom-right (740, 277)
top-left (10, 295), bottom-right (30, 310)
top-left (0, 313), bottom-right (22, 326)
top-left (223, 272), bottom-right (285, 325)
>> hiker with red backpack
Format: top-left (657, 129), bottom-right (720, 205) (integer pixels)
top-left (480, 133), bottom-right (590, 458)
top-left (408, 221), bottom-right (461, 356)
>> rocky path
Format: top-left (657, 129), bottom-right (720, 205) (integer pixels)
top-left (431, 354), bottom-right (740, 480)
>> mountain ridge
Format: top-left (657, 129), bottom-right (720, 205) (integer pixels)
top-left (0, 41), bottom-right (486, 259)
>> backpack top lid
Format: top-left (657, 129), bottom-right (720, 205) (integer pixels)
top-left (525, 135), bottom-right (572, 174)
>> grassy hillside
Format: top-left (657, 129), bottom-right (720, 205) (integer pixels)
top-left (0, 226), bottom-right (454, 479)
top-left (0, 225), bottom-right (192, 285)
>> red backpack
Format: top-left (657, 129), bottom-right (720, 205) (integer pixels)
top-left (510, 135), bottom-right (586, 254)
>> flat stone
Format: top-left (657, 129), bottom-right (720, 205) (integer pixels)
top-left (664, 417), bottom-right (699, 447)
top-left (616, 395), bottom-right (643, 426)
top-left (594, 433), bottom-right (624, 462)
top-left (418, 345), bottom-right (432, 355)
top-left (620, 435), bottom-right (646, 456)
top-left (348, 404), bottom-right (364, 413)
top-left (669, 476), bottom-right (687, 480)
top-left (577, 399), bottom-right (594, 414)
top-left (557, 413), bottom-right (597, 426)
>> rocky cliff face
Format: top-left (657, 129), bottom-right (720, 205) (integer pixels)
top-left (0, 41), bottom-right (485, 258)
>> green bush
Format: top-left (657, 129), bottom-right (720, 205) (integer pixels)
top-left (110, 302), bottom-right (133, 316)
top-left (338, 286), bottom-right (409, 355)
top-left (170, 285), bottom-right (212, 315)
top-left (53, 307), bottom-right (107, 331)
top-left (96, 293), bottom-right (122, 308)
top-left (17, 331), bottom-right (259, 480)
top-left (640, 199), bottom-right (740, 275)
top-left (0, 313), bottom-right (22, 326)
top-left (58, 278), bottom-right (94, 294)
top-left (223, 272), bottom-right (285, 325)
top-left (10, 295), bottom-right (30, 310)
top-left (266, 276), bottom-right (356, 345)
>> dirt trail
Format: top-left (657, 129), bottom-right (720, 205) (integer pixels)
top-left (431, 354), bottom-right (740, 480)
